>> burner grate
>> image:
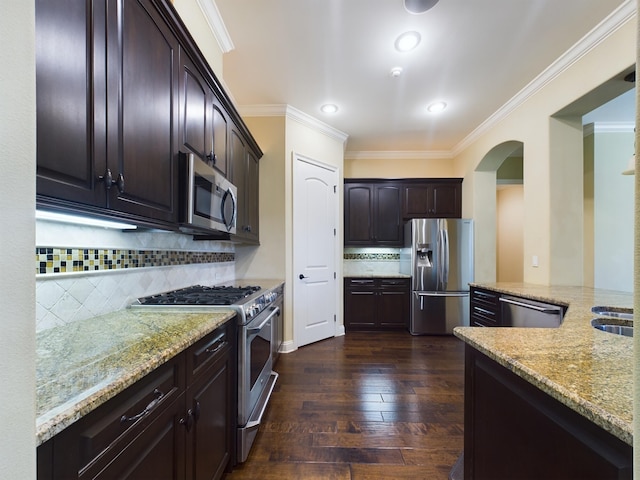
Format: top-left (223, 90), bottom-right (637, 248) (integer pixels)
top-left (138, 285), bottom-right (261, 306)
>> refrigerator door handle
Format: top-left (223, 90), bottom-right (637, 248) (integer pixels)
top-left (443, 226), bottom-right (449, 289)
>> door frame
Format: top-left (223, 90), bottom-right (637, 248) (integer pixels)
top-left (292, 151), bottom-right (343, 350)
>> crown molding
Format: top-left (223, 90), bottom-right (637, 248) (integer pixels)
top-left (452, 0), bottom-right (636, 157)
top-left (343, 150), bottom-right (453, 161)
top-left (196, 0), bottom-right (234, 53)
top-left (584, 121), bottom-right (635, 136)
top-left (238, 104), bottom-right (350, 145)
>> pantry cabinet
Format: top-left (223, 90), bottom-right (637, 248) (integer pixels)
top-left (37, 321), bottom-right (236, 480)
top-left (36, 0), bottom-right (180, 228)
top-left (344, 277), bottom-right (410, 331)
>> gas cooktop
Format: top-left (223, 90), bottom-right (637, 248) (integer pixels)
top-left (137, 285), bottom-right (261, 306)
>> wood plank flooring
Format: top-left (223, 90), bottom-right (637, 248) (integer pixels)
top-left (226, 331), bottom-right (465, 480)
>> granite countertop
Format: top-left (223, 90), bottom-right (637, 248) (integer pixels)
top-left (455, 282), bottom-right (633, 445)
top-left (36, 308), bottom-right (235, 446)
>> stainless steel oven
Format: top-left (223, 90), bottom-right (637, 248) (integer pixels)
top-left (131, 280), bottom-right (284, 464)
top-left (237, 301), bottom-right (279, 462)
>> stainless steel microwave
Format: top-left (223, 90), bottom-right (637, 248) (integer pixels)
top-left (180, 152), bottom-right (237, 235)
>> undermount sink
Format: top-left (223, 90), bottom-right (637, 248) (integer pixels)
top-left (591, 306), bottom-right (633, 320)
top-left (591, 318), bottom-right (633, 337)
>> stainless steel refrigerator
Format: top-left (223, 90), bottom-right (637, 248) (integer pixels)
top-left (400, 218), bottom-right (474, 335)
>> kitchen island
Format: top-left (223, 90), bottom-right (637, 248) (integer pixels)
top-left (454, 282), bottom-right (633, 479)
top-left (36, 307), bottom-right (235, 446)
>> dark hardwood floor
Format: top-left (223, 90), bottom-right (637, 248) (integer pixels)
top-left (227, 331), bottom-right (465, 479)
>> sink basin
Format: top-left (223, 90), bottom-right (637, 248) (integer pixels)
top-left (591, 306), bottom-right (633, 320)
top-left (591, 318), bottom-right (633, 337)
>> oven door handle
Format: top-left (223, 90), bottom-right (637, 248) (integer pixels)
top-left (248, 307), bottom-right (280, 334)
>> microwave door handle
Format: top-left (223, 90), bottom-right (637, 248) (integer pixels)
top-left (221, 188), bottom-right (236, 231)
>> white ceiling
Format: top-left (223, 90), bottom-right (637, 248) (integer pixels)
top-left (214, 0), bottom-right (632, 156)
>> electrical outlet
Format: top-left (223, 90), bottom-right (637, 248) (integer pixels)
top-left (532, 255), bottom-right (539, 268)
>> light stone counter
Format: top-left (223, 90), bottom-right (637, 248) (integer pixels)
top-left (36, 308), bottom-right (235, 445)
top-left (454, 282), bottom-right (633, 445)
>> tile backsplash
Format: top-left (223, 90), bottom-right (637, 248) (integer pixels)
top-left (35, 219), bottom-right (235, 332)
top-left (343, 247), bottom-right (402, 276)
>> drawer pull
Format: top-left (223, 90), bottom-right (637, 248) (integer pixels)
top-left (205, 339), bottom-right (226, 356)
top-left (120, 388), bottom-right (164, 424)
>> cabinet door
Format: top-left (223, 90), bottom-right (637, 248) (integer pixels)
top-left (344, 279), bottom-right (376, 330)
top-left (35, 0), bottom-right (107, 207)
top-left (181, 54), bottom-right (209, 162)
top-left (344, 184), bottom-right (373, 244)
top-left (211, 100), bottom-right (228, 177)
top-left (80, 396), bottom-right (187, 480)
top-left (430, 182), bottom-right (461, 218)
top-left (244, 149), bottom-right (260, 243)
top-left (230, 127), bottom-right (247, 229)
top-left (186, 353), bottom-right (232, 480)
top-left (377, 279), bottom-right (410, 329)
top-left (107, 0), bottom-right (179, 224)
top-left (373, 184), bottom-right (402, 245)
top-left (403, 184), bottom-right (431, 218)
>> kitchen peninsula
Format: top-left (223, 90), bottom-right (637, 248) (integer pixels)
top-left (455, 282), bottom-right (633, 479)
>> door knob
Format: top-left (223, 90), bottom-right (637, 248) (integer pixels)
top-left (299, 274), bottom-right (307, 280)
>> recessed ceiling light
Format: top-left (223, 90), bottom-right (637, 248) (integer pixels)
top-left (404, 0), bottom-right (439, 14)
top-left (395, 31), bottom-right (421, 52)
top-left (390, 67), bottom-right (403, 77)
top-left (320, 104), bottom-right (339, 114)
top-left (427, 101), bottom-right (447, 113)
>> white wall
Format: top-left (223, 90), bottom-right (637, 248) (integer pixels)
top-left (593, 129), bottom-right (634, 291)
top-left (1, 1), bottom-right (37, 477)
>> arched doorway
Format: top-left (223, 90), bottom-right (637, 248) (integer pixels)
top-left (473, 141), bottom-right (524, 283)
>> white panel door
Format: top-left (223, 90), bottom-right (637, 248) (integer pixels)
top-left (293, 153), bottom-right (338, 348)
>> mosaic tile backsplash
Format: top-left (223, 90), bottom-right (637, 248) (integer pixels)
top-left (35, 219), bottom-right (236, 332)
top-left (343, 248), bottom-right (403, 277)
top-left (36, 248), bottom-right (234, 275)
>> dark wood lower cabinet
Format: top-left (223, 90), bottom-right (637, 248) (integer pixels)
top-left (464, 345), bottom-right (632, 480)
top-left (344, 277), bottom-right (410, 331)
top-left (37, 321), bottom-right (236, 480)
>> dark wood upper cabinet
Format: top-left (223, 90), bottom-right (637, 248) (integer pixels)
top-left (36, 0), bottom-right (261, 234)
top-left (344, 181), bottom-right (403, 246)
top-left (36, 0), bottom-right (179, 227)
top-left (108, 0), bottom-right (179, 223)
top-left (344, 178), bottom-right (462, 247)
top-left (35, 0), bottom-right (106, 207)
top-left (180, 52), bottom-right (228, 177)
top-left (230, 124), bottom-right (260, 244)
top-left (403, 179), bottom-right (462, 219)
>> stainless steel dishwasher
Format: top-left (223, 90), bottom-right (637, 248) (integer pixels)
top-left (500, 295), bottom-right (564, 327)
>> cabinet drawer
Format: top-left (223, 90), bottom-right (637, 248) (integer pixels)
top-left (379, 278), bottom-right (410, 288)
top-left (187, 320), bottom-right (234, 383)
top-left (471, 305), bottom-right (499, 327)
top-left (471, 288), bottom-right (500, 309)
top-left (58, 355), bottom-right (184, 475)
top-left (345, 278), bottom-right (375, 288)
